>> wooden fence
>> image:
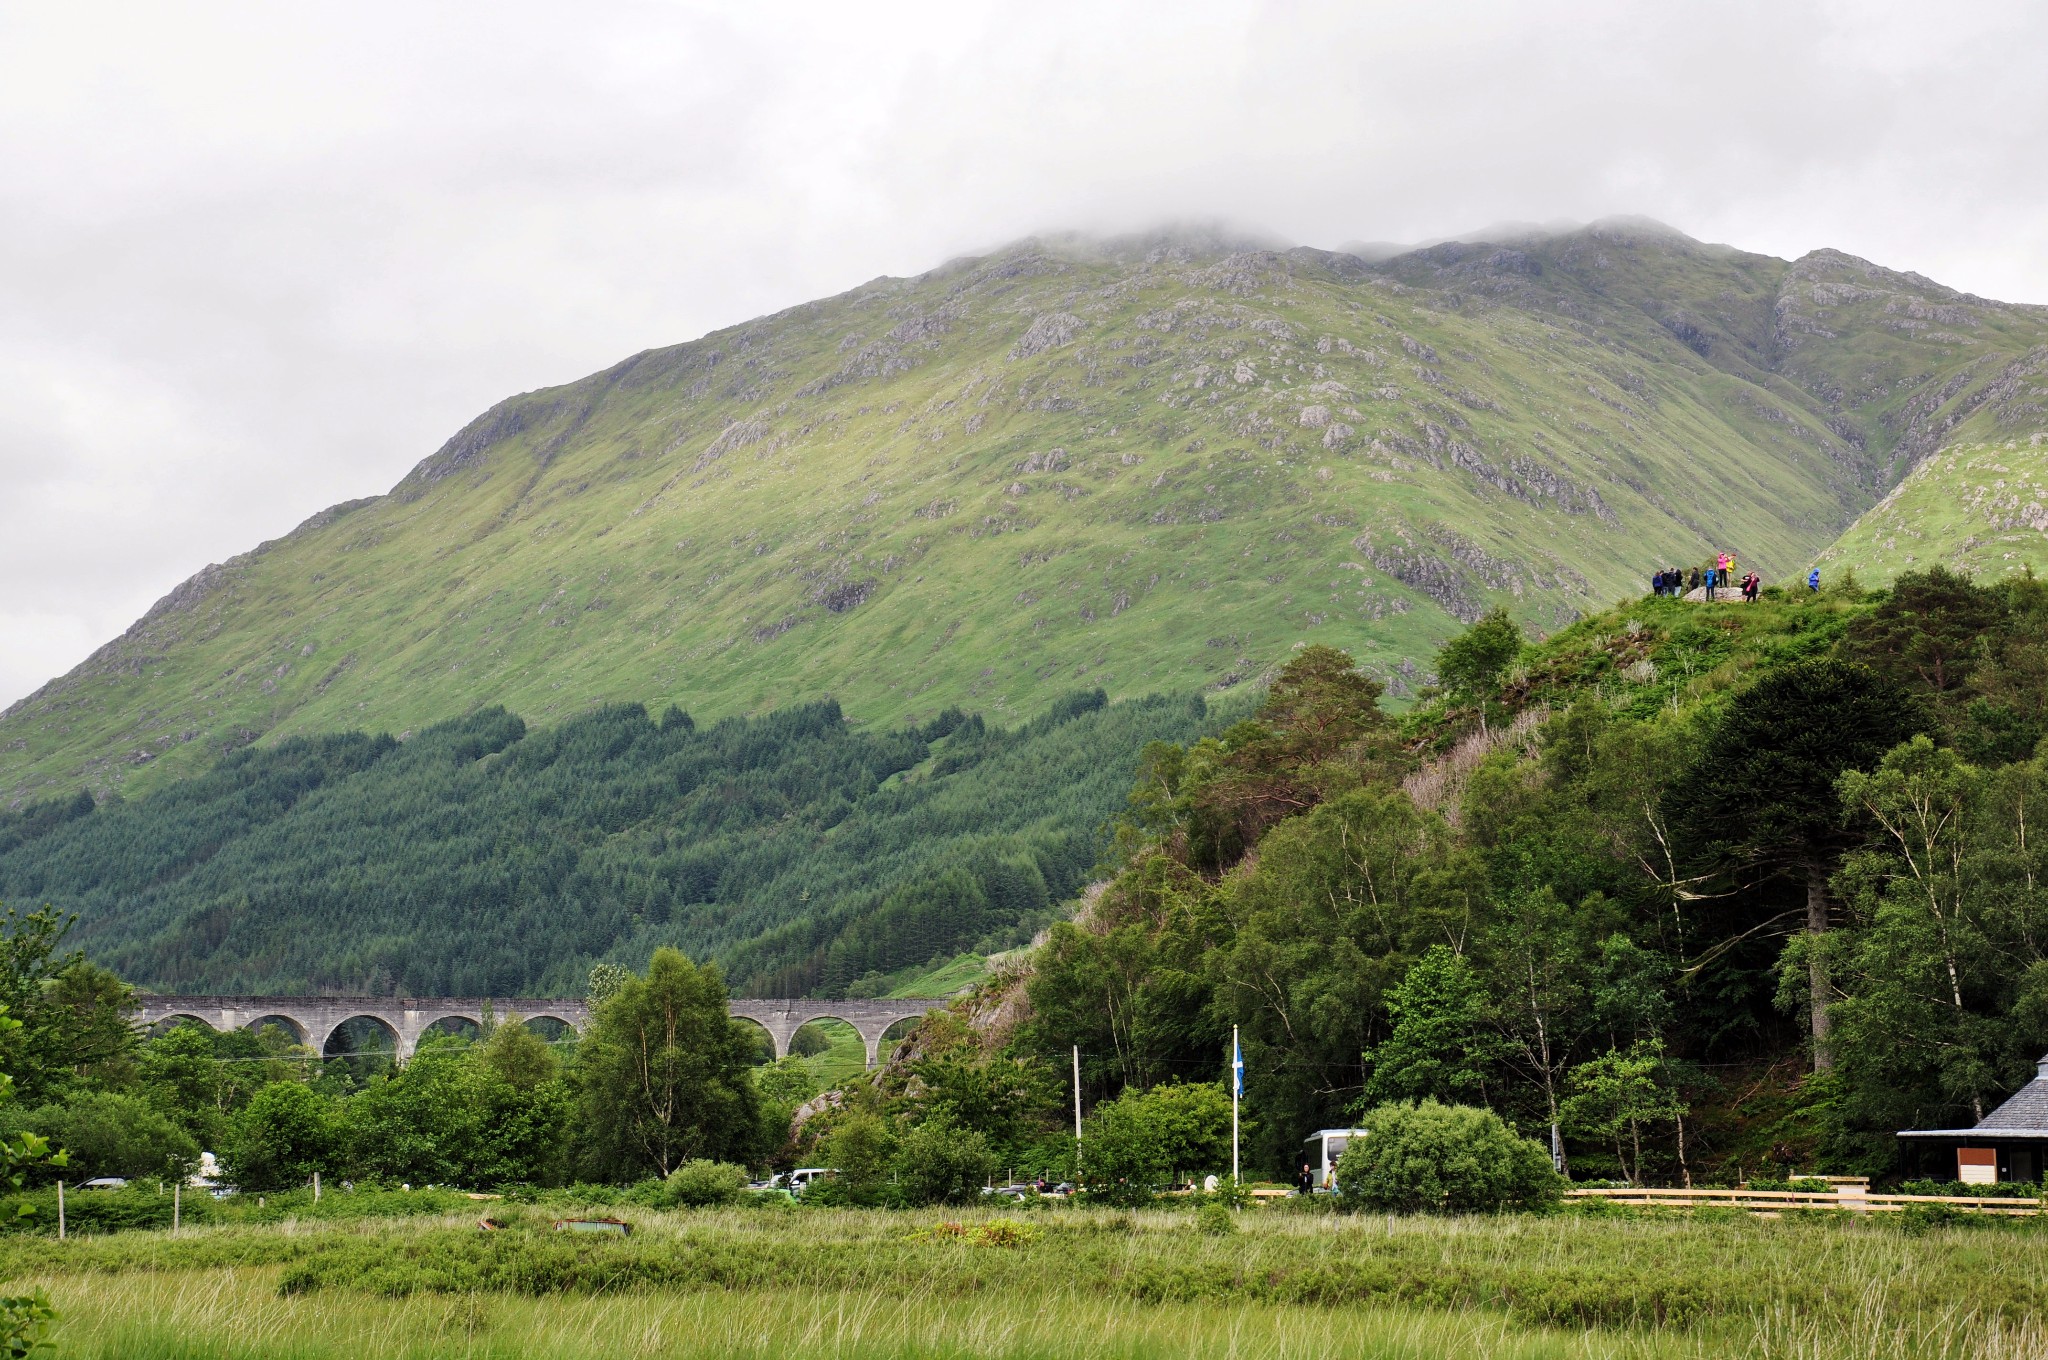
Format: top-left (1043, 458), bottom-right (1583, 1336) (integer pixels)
top-left (1567, 1186), bottom-right (2043, 1215)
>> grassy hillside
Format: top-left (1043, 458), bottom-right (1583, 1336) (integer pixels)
top-left (1820, 437), bottom-right (2048, 581)
top-left (5, 220), bottom-right (2045, 807)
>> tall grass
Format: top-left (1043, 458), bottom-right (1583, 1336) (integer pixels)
top-left (8, 1206), bottom-right (2046, 1358)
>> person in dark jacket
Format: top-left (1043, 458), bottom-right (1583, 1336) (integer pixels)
top-left (1688, 567), bottom-right (1701, 594)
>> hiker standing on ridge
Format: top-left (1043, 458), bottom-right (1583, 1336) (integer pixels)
top-left (1704, 563), bottom-right (1718, 602)
top-left (1688, 566), bottom-right (1701, 595)
top-left (1808, 568), bottom-right (1820, 593)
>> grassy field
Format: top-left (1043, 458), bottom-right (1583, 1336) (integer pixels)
top-left (7, 1203), bottom-right (2046, 1358)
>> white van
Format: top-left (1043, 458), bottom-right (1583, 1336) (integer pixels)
top-left (785, 1167), bottom-right (837, 1194)
top-left (1302, 1129), bottom-right (1367, 1192)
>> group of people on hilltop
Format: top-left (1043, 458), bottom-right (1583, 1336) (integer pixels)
top-left (1649, 552), bottom-right (1771, 603)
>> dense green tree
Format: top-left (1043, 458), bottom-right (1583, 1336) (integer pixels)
top-left (820, 1112), bottom-right (894, 1204)
top-left (223, 1082), bottom-right (339, 1191)
top-left (1560, 1042), bottom-right (1685, 1186)
top-left (0, 1005), bottom-right (61, 1355)
top-left (1670, 659), bottom-right (1928, 1069)
top-left (0, 908), bottom-right (135, 1105)
top-left (23, 1091), bottom-right (199, 1183)
top-left (1436, 608), bottom-right (1524, 725)
top-left (1843, 567), bottom-right (2005, 699)
top-left (345, 1038), bottom-right (571, 1187)
top-left (1480, 885), bottom-right (1614, 1172)
top-left (1828, 738), bottom-right (2048, 1130)
top-left (1362, 946), bottom-right (1501, 1108)
top-left (576, 948), bottom-right (761, 1177)
top-left (1211, 786), bottom-right (1484, 1170)
top-left (1077, 1081), bottom-right (1231, 1201)
top-left (480, 1015), bottom-right (562, 1091)
top-left (894, 1119), bottom-right (997, 1206)
top-left (137, 1022), bottom-right (311, 1148)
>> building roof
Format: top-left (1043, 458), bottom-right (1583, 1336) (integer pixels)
top-left (1898, 1054), bottom-right (2048, 1140)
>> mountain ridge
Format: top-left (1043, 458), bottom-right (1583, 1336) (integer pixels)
top-left (6, 218), bottom-right (2046, 806)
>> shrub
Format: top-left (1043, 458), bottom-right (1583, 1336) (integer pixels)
top-left (1334, 1101), bottom-right (1562, 1214)
top-left (1899, 1179), bottom-right (2041, 1199)
top-left (663, 1160), bottom-right (748, 1208)
top-left (968, 1218), bottom-right (1037, 1247)
top-left (822, 1113), bottom-right (895, 1206)
top-left (1196, 1202), bottom-right (1236, 1236)
top-left (221, 1083), bottom-right (339, 1192)
top-left (24, 1093), bottom-right (200, 1182)
top-left (895, 1120), bottom-right (996, 1207)
top-left (1745, 1177), bottom-right (1833, 1193)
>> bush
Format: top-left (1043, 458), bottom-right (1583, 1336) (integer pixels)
top-left (663, 1160), bottom-right (748, 1208)
top-left (1334, 1101), bottom-right (1562, 1214)
top-left (1196, 1202), bottom-right (1236, 1236)
top-left (895, 1120), bottom-right (996, 1207)
top-left (24, 1093), bottom-right (200, 1182)
top-left (221, 1083), bottom-right (339, 1192)
top-left (1899, 1179), bottom-right (2041, 1199)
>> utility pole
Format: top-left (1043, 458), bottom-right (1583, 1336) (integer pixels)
top-left (55, 1181), bottom-right (63, 1241)
top-left (1072, 1045), bottom-right (1082, 1178)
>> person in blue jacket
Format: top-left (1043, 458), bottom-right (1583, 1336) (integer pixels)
top-left (1808, 568), bottom-right (1820, 592)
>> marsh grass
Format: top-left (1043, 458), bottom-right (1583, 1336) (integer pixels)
top-left (9, 1207), bottom-right (2047, 1358)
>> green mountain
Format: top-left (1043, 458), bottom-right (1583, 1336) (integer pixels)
top-left (6, 219), bottom-right (2046, 807)
top-left (1821, 438), bottom-right (2048, 581)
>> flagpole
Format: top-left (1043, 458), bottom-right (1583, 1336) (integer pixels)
top-left (1231, 1025), bottom-right (1240, 1187)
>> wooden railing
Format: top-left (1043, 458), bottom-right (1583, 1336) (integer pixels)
top-left (1567, 1186), bottom-right (2043, 1215)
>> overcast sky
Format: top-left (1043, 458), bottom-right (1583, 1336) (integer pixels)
top-left (2, 0), bottom-right (2044, 708)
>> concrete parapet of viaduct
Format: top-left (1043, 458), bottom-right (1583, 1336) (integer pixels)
top-left (135, 994), bottom-right (938, 1066)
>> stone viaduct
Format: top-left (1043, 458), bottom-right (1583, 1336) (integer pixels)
top-left (134, 995), bottom-right (939, 1068)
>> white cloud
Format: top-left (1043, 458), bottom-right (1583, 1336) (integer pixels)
top-left (2, 0), bottom-right (2044, 706)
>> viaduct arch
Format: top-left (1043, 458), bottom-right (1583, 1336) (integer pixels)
top-left (135, 995), bottom-right (936, 1067)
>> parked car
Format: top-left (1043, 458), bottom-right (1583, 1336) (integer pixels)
top-left (78, 1177), bottom-right (128, 1191)
top-left (785, 1167), bottom-right (837, 1195)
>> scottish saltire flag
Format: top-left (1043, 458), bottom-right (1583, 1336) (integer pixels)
top-left (1232, 1035), bottom-right (1243, 1098)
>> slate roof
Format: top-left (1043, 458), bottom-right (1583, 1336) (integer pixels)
top-left (1979, 1060), bottom-right (2048, 1131)
top-left (1899, 1055), bottom-right (2048, 1138)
